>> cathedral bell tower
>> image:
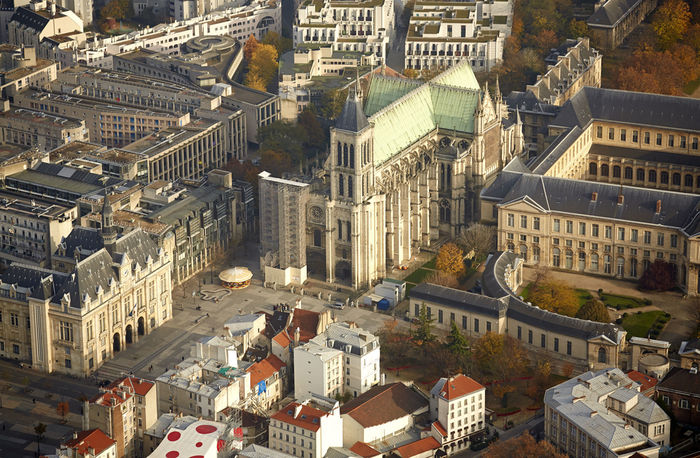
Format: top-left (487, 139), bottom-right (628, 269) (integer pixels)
top-left (101, 188), bottom-right (117, 255)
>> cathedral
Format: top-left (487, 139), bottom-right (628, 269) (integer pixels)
top-left (274, 61), bottom-right (523, 290)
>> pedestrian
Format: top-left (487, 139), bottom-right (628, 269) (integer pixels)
top-left (32, 398), bottom-right (35, 404)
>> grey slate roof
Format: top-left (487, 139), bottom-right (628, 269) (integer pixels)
top-left (552, 87), bottom-right (700, 132)
top-left (9, 6), bottom-right (50, 31)
top-left (2, 263), bottom-right (69, 300)
top-left (587, 0), bottom-right (643, 27)
top-left (410, 283), bottom-right (508, 319)
top-left (312, 322), bottom-right (378, 356)
top-left (589, 144), bottom-right (700, 168)
top-left (240, 444), bottom-right (297, 458)
top-left (335, 90), bottom-right (369, 132)
top-left (56, 227), bottom-right (103, 258)
top-left (53, 249), bottom-right (117, 307)
top-left (481, 250), bottom-right (520, 299)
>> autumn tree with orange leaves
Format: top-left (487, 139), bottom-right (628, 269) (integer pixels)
top-left (472, 333), bottom-right (529, 384)
top-left (482, 432), bottom-right (566, 458)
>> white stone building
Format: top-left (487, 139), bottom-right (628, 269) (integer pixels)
top-left (405, 0), bottom-right (512, 72)
top-left (294, 341), bottom-right (344, 400)
top-left (429, 374), bottom-right (486, 455)
top-left (269, 398), bottom-right (343, 458)
top-left (544, 368), bottom-right (665, 457)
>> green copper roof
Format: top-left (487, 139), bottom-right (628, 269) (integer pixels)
top-left (364, 76), bottom-right (422, 117)
top-left (431, 62), bottom-right (480, 91)
top-left (366, 61), bottom-right (482, 166)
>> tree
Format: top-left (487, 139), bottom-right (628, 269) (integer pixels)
top-left (527, 279), bottom-right (581, 317)
top-left (320, 88), bottom-right (349, 120)
top-left (493, 383), bottom-right (516, 407)
top-left (257, 120), bottom-right (307, 163)
top-left (614, 50), bottom-right (684, 95)
top-left (566, 19), bottom-right (590, 40)
top-left (403, 68), bottom-right (419, 79)
top-left (248, 44), bottom-right (279, 89)
top-left (686, 24), bottom-right (700, 58)
top-left (531, 29), bottom-right (559, 57)
top-left (562, 362), bottom-right (574, 378)
top-left (472, 333), bottom-right (529, 383)
top-left (299, 107), bottom-right (325, 152)
top-left (482, 432), bottom-right (566, 458)
top-left (35, 423), bottom-right (47, 456)
top-left (445, 320), bottom-right (470, 359)
top-left (244, 72), bottom-right (267, 92)
top-left (575, 300), bottom-right (610, 323)
top-left (526, 360), bottom-right (553, 402)
top-left (652, 0), bottom-right (692, 50)
top-left (457, 223), bottom-right (496, 260)
top-left (263, 31), bottom-right (293, 56)
top-left (244, 34), bottom-right (260, 61)
top-left (639, 260), bottom-right (677, 291)
top-left (56, 401), bottom-right (70, 420)
top-left (435, 243), bottom-right (465, 278)
top-left (100, 0), bottom-right (133, 20)
top-left (259, 150), bottom-right (293, 177)
top-left (412, 303), bottom-right (436, 346)
top-left (670, 43), bottom-right (700, 83)
top-left (425, 271), bottom-right (459, 289)
top-left (425, 342), bottom-right (462, 378)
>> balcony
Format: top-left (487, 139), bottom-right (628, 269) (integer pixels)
top-left (422, 51), bottom-right (429, 55)
top-left (358, 31), bottom-right (364, 36)
top-left (454, 51), bottom-right (461, 56)
top-left (438, 51), bottom-right (445, 56)
top-left (447, 51), bottom-right (453, 56)
top-left (431, 51), bottom-right (437, 56)
top-left (350, 31), bottom-right (356, 36)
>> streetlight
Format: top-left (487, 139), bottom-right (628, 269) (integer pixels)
top-left (192, 291), bottom-right (195, 308)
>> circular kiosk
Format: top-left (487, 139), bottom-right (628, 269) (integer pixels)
top-left (219, 267), bottom-right (253, 289)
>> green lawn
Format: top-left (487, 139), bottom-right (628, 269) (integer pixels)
top-left (403, 268), bottom-right (432, 284)
top-left (683, 75), bottom-right (700, 96)
top-left (423, 256), bottom-right (437, 269)
top-left (600, 292), bottom-right (650, 310)
top-left (621, 311), bottom-right (665, 339)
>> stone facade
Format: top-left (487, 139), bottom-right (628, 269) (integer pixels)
top-left (587, 0), bottom-right (658, 49)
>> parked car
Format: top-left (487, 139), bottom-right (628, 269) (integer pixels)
top-left (330, 302), bottom-right (345, 310)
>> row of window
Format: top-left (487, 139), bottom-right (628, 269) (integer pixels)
top-left (595, 126), bottom-right (699, 150)
top-left (518, 327), bottom-right (575, 356)
top-left (550, 411), bottom-right (607, 458)
top-left (591, 163), bottom-right (700, 187)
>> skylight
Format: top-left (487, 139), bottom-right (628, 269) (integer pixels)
top-left (312, 418), bottom-right (319, 423)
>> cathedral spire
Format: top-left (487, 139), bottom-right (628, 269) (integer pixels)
top-left (515, 108), bottom-right (522, 125)
top-left (101, 187), bottom-right (117, 254)
top-left (335, 88), bottom-right (369, 132)
top-left (495, 75), bottom-right (501, 101)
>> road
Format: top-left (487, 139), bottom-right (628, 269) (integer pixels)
top-left (386, 0), bottom-right (407, 72)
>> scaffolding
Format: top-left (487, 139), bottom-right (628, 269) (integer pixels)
top-left (217, 406), bottom-right (244, 458)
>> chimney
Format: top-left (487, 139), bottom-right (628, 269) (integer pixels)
top-left (381, 373), bottom-right (386, 386)
top-left (590, 411), bottom-right (597, 417)
top-left (656, 200), bottom-right (661, 213)
top-left (591, 192), bottom-right (597, 202)
top-left (294, 327), bottom-right (300, 347)
top-left (73, 431), bottom-right (78, 440)
top-left (294, 404), bottom-right (303, 418)
top-left (618, 195), bottom-right (624, 205)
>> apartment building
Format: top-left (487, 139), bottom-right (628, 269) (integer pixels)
top-left (13, 90), bottom-right (190, 149)
top-left (246, 354), bottom-right (287, 411)
top-left (0, 107), bottom-right (87, 152)
top-left (587, 0), bottom-right (657, 49)
top-left (7, 2), bottom-right (83, 50)
top-left (269, 398), bottom-right (343, 458)
top-left (294, 340), bottom-right (344, 400)
top-left (59, 429), bottom-right (117, 458)
top-left (429, 375), bottom-right (486, 455)
top-left (0, 214), bottom-right (172, 374)
top-left (155, 357), bottom-right (251, 421)
top-left (404, 0), bottom-right (512, 72)
top-left (169, 0), bottom-right (281, 29)
top-left (545, 368), bottom-right (664, 457)
top-left (0, 192), bottom-right (74, 269)
top-left (85, 376), bottom-right (158, 458)
top-left (657, 367), bottom-right (700, 429)
top-left (0, 46), bottom-right (59, 97)
top-left (311, 322), bottom-right (380, 397)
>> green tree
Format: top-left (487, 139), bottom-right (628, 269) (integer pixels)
top-left (412, 303), bottom-right (436, 346)
top-left (257, 120), bottom-right (307, 162)
top-left (652, 0), bottom-right (692, 50)
top-left (299, 107), bottom-right (325, 153)
top-left (100, 0), bottom-right (133, 20)
top-left (445, 320), bottom-right (470, 358)
top-left (263, 31), bottom-right (293, 56)
top-left (575, 300), bottom-right (610, 323)
top-left (259, 150), bottom-right (293, 177)
top-left (566, 19), bottom-right (590, 40)
top-left (320, 88), bottom-right (349, 120)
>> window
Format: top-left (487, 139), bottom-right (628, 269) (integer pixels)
top-left (592, 224), bottom-right (599, 237)
top-left (661, 171), bottom-right (669, 184)
top-left (680, 399), bottom-right (690, 410)
top-left (520, 215), bottom-right (527, 229)
top-left (589, 163), bottom-right (597, 175)
top-left (637, 169), bottom-right (645, 181)
top-left (681, 136), bottom-right (687, 148)
top-left (528, 330), bottom-right (533, 344)
top-left (11, 313), bottom-right (18, 327)
top-left (649, 170), bottom-right (657, 182)
top-left (13, 344), bottom-right (19, 354)
top-left (462, 316), bottom-right (467, 329)
top-left (553, 219), bottom-right (560, 232)
top-left (567, 341), bottom-right (572, 355)
top-left (618, 228), bottom-right (625, 241)
top-left (671, 234), bottom-right (678, 248)
top-left (553, 248), bottom-right (560, 267)
top-left (686, 174), bottom-right (694, 187)
top-left (541, 334), bottom-right (546, 348)
top-left (644, 132), bottom-right (650, 144)
top-left (554, 338), bottom-right (559, 352)
top-left (438, 310), bottom-right (443, 324)
top-left (566, 220), bottom-right (573, 234)
top-left (507, 214), bottom-right (514, 227)
top-left (617, 257), bottom-right (624, 276)
top-left (591, 253), bottom-right (599, 270)
top-left (613, 166), bottom-right (621, 178)
top-left (620, 129), bottom-right (626, 141)
top-left (608, 128), bottom-right (614, 140)
top-left (486, 321), bottom-right (491, 332)
top-left (644, 231), bottom-right (651, 244)
top-left (631, 229), bottom-right (638, 242)
top-left (517, 326), bottom-right (522, 340)
top-left (474, 319), bottom-right (479, 333)
top-left (673, 173), bottom-right (681, 186)
top-left (693, 138), bottom-right (699, 150)
top-left (596, 126), bottom-right (602, 138)
top-left (658, 233), bottom-right (665, 246)
top-left (632, 130), bottom-right (639, 143)
top-left (604, 226), bottom-right (612, 239)
top-left (533, 247), bottom-right (541, 262)
top-left (60, 321), bottom-right (73, 342)
top-left (656, 133), bottom-right (663, 146)
top-left (625, 167), bottom-right (632, 180)
top-left (604, 255), bottom-right (611, 274)
top-left (533, 217), bottom-right (540, 230)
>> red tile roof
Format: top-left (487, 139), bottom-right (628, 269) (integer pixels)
top-left (273, 330), bottom-right (292, 348)
top-left (290, 309), bottom-right (320, 343)
top-left (64, 429), bottom-right (116, 456)
top-left (340, 383), bottom-right (428, 428)
top-left (270, 402), bottom-right (327, 432)
top-left (395, 437), bottom-right (441, 458)
top-left (350, 442), bottom-right (381, 458)
top-left (88, 390), bottom-right (131, 407)
top-left (434, 375), bottom-right (484, 400)
top-left (113, 376), bottom-right (155, 396)
top-left (625, 370), bottom-right (658, 394)
top-left (432, 421), bottom-right (447, 437)
top-left (247, 354), bottom-right (287, 388)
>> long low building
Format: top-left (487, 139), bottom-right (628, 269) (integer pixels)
top-left (409, 251), bottom-right (626, 373)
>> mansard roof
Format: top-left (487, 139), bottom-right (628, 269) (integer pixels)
top-left (552, 87), bottom-right (700, 133)
top-left (335, 90), bottom-right (369, 133)
top-left (2, 263), bottom-right (69, 300)
top-left (54, 249), bottom-right (117, 307)
top-left (55, 226), bottom-right (103, 258)
top-left (587, 0), bottom-right (643, 27)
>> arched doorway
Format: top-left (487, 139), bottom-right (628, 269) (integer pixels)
top-left (307, 251), bottom-right (326, 277)
top-left (113, 333), bottom-right (120, 353)
top-left (598, 347), bottom-right (606, 363)
top-left (126, 325), bottom-right (133, 344)
top-left (335, 260), bottom-right (351, 280)
top-left (138, 317), bottom-right (145, 336)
